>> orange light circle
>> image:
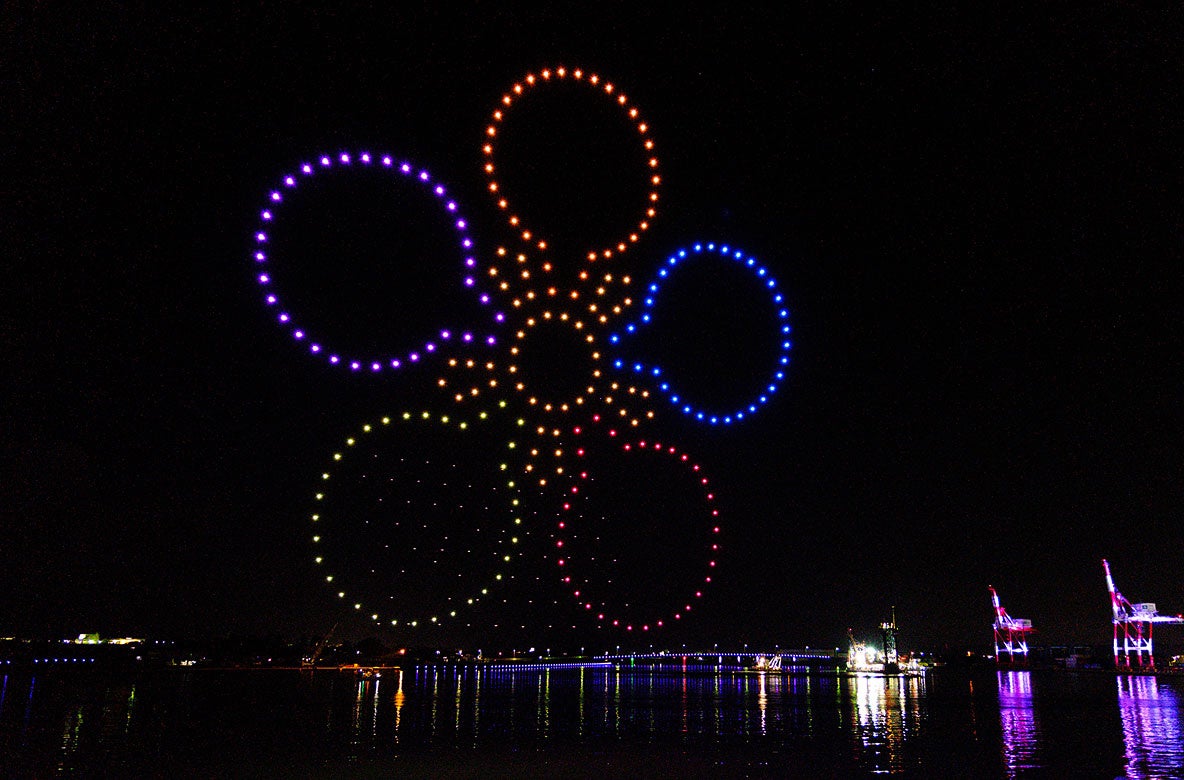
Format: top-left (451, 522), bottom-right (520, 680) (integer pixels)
top-left (482, 66), bottom-right (660, 264)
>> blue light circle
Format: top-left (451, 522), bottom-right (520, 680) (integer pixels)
top-left (605, 242), bottom-right (791, 425)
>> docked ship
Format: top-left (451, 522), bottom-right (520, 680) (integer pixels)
top-left (846, 607), bottom-right (926, 676)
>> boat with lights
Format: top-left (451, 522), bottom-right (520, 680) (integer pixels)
top-left (845, 608), bottom-right (928, 676)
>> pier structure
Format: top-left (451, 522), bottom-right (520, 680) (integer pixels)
top-left (1103, 558), bottom-right (1184, 670)
top-left (990, 586), bottom-right (1034, 665)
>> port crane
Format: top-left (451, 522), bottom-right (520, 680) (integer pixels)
top-left (989, 586), bottom-right (1034, 664)
top-left (302, 621), bottom-right (339, 668)
top-left (1103, 559), bottom-right (1184, 669)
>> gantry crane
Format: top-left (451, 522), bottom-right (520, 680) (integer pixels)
top-left (989, 586), bottom-right (1034, 665)
top-left (1103, 559), bottom-right (1184, 670)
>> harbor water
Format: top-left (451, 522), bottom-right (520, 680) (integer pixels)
top-left (2, 666), bottom-right (1182, 777)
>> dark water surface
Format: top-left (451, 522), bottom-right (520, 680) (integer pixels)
top-left (2, 666), bottom-right (1182, 777)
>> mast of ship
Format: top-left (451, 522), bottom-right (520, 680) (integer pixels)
top-left (880, 606), bottom-right (899, 673)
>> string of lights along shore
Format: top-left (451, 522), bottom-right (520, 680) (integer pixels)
top-left (247, 65), bottom-right (794, 634)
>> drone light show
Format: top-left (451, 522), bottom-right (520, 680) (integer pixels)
top-left (607, 242), bottom-right (792, 425)
top-left (480, 67), bottom-right (658, 323)
top-left (252, 151), bottom-right (504, 372)
top-left (549, 432), bottom-right (721, 632)
top-left (245, 65), bottom-right (793, 636)
top-left (483, 67), bottom-right (659, 262)
top-left (309, 409), bottom-right (530, 630)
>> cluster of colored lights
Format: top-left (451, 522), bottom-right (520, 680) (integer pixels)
top-left (483, 66), bottom-right (659, 261)
top-left (549, 434), bottom-right (721, 632)
top-left (480, 67), bottom-right (655, 326)
top-left (433, 315), bottom-right (600, 412)
top-left (252, 151), bottom-right (504, 371)
top-left (435, 315), bottom-right (655, 426)
top-left (485, 246), bottom-right (640, 329)
top-left (245, 64), bottom-right (793, 636)
top-left (607, 242), bottom-right (792, 425)
top-left (309, 409), bottom-right (526, 629)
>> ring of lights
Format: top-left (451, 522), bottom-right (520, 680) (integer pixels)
top-left (548, 431), bottom-right (721, 632)
top-left (434, 315), bottom-right (660, 431)
top-left (253, 151), bottom-right (504, 372)
top-left (433, 312), bottom-right (598, 413)
top-left (483, 66), bottom-right (660, 262)
top-left (309, 409), bottom-right (529, 630)
top-left (481, 66), bottom-right (659, 324)
top-left (607, 242), bottom-right (792, 425)
top-left (245, 66), bottom-right (793, 637)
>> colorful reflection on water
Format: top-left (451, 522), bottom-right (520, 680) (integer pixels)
top-left (847, 674), bottom-right (926, 774)
top-left (1118, 674), bottom-right (1184, 779)
top-left (997, 670), bottom-right (1041, 776)
top-left (3, 667), bottom-right (1184, 776)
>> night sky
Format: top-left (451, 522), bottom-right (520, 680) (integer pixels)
top-left (3, 5), bottom-right (1182, 653)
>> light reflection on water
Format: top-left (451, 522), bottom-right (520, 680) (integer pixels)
top-left (848, 674), bottom-right (925, 774)
top-left (1118, 674), bottom-right (1184, 779)
top-left (997, 670), bottom-right (1041, 776)
top-left (3, 668), bottom-right (1184, 776)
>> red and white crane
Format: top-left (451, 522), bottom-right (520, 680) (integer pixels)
top-left (1103, 558), bottom-right (1184, 670)
top-left (989, 585), bottom-right (1034, 664)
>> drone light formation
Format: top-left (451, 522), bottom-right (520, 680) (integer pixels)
top-left (243, 65), bottom-right (794, 637)
top-left (252, 151), bottom-right (504, 372)
top-left (481, 67), bottom-right (657, 324)
top-left (607, 242), bottom-right (793, 425)
top-left (551, 435), bottom-right (721, 632)
top-left (309, 410), bottom-right (529, 630)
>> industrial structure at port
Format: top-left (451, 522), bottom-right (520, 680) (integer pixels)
top-left (993, 559), bottom-right (1184, 671)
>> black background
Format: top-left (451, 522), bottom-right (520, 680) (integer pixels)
top-left (3, 4), bottom-right (1182, 653)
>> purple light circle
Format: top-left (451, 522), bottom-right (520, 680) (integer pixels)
top-left (252, 151), bottom-right (504, 372)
